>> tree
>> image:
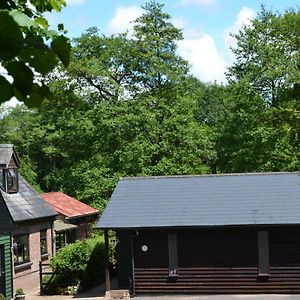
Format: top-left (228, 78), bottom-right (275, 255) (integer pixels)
top-left (223, 7), bottom-right (300, 173)
top-left (66, 28), bottom-right (136, 103)
top-left (227, 6), bottom-right (300, 106)
top-left (0, 0), bottom-right (70, 106)
top-left (132, 0), bottom-right (189, 90)
top-left (63, 1), bottom-right (189, 104)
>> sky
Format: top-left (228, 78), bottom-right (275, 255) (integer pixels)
top-left (45, 0), bottom-right (299, 84)
top-left (1, 0), bottom-right (299, 109)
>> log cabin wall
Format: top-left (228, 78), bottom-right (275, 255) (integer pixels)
top-left (133, 227), bottom-right (300, 294)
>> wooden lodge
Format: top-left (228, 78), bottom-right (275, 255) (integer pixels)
top-left (97, 172), bottom-right (300, 295)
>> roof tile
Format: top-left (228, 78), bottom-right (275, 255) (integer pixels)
top-left (97, 172), bottom-right (300, 229)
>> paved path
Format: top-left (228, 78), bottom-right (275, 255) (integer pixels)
top-left (135, 296), bottom-right (300, 300)
top-left (27, 290), bottom-right (300, 300)
top-left (26, 283), bottom-right (106, 300)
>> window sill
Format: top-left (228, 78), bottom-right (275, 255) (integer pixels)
top-left (41, 253), bottom-right (49, 260)
top-left (14, 261), bottom-right (33, 272)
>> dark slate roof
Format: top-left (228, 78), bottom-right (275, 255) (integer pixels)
top-left (0, 144), bottom-right (19, 168)
top-left (0, 175), bottom-right (57, 223)
top-left (97, 172), bottom-right (300, 229)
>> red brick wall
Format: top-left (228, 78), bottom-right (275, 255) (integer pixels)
top-left (12, 220), bottom-right (54, 291)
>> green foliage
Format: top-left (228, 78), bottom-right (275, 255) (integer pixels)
top-left (49, 232), bottom-right (114, 291)
top-left (132, 1), bottom-right (188, 89)
top-left (227, 6), bottom-right (300, 107)
top-left (50, 238), bottom-right (96, 277)
top-left (0, 0), bottom-right (70, 106)
top-left (222, 7), bottom-right (300, 172)
top-left (1, 3), bottom-right (299, 218)
top-left (0, 294), bottom-right (6, 300)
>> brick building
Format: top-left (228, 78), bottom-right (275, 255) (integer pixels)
top-left (42, 192), bottom-right (99, 251)
top-left (0, 144), bottom-right (57, 293)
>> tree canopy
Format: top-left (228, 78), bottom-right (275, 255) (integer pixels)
top-left (1, 3), bottom-right (299, 213)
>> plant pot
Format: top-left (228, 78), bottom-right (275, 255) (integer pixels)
top-left (15, 295), bottom-right (25, 300)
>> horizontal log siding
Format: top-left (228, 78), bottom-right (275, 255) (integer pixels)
top-left (134, 228), bottom-right (300, 294)
top-left (135, 267), bottom-right (300, 294)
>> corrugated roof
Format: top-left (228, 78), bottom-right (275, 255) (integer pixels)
top-left (0, 144), bottom-right (19, 168)
top-left (42, 192), bottom-right (99, 219)
top-left (54, 219), bottom-right (78, 232)
top-left (1, 175), bottom-right (58, 222)
top-left (97, 172), bottom-right (300, 229)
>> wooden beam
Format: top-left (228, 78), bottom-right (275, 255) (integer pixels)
top-left (258, 231), bottom-right (270, 277)
top-left (104, 230), bottom-right (111, 291)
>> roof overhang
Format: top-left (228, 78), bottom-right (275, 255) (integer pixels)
top-left (54, 219), bottom-right (78, 232)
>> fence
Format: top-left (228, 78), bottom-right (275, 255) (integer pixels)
top-left (39, 262), bottom-right (80, 295)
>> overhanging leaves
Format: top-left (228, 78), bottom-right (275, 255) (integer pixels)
top-left (20, 48), bottom-right (58, 75)
top-left (0, 76), bottom-right (13, 104)
top-left (51, 36), bottom-right (71, 67)
top-left (6, 61), bottom-right (34, 98)
top-left (0, 11), bottom-right (23, 60)
top-left (9, 10), bottom-right (35, 28)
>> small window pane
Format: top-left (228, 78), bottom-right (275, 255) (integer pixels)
top-left (7, 169), bottom-right (18, 193)
top-left (0, 169), bottom-right (4, 189)
top-left (13, 234), bottom-right (29, 265)
top-left (40, 230), bottom-right (48, 255)
top-left (56, 233), bottom-right (66, 251)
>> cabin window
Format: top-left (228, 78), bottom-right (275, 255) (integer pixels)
top-left (0, 169), bottom-right (4, 190)
top-left (168, 233), bottom-right (178, 277)
top-left (13, 234), bottom-right (30, 265)
top-left (56, 232), bottom-right (66, 251)
top-left (258, 231), bottom-right (270, 277)
top-left (6, 168), bottom-right (18, 193)
top-left (40, 230), bottom-right (48, 256)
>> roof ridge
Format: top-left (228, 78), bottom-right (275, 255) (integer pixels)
top-left (121, 172), bottom-right (299, 180)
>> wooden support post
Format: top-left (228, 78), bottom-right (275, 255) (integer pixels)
top-left (104, 230), bottom-right (111, 292)
top-left (39, 261), bottom-right (42, 295)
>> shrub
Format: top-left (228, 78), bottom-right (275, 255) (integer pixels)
top-left (49, 231), bottom-right (116, 292)
top-left (15, 288), bottom-right (25, 295)
top-left (0, 294), bottom-right (6, 300)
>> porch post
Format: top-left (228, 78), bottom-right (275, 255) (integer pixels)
top-left (104, 229), bottom-right (111, 291)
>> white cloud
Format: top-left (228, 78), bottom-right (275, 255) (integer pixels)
top-left (224, 6), bottom-right (256, 62)
top-left (180, 0), bottom-right (217, 7)
top-left (66, 0), bottom-right (85, 5)
top-left (107, 6), bottom-right (143, 35)
top-left (171, 17), bottom-right (187, 29)
top-left (178, 33), bottom-right (227, 83)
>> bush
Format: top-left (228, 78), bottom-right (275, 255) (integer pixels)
top-left (81, 241), bottom-right (105, 290)
top-left (49, 231), bottom-right (116, 292)
top-left (0, 294), bottom-right (6, 300)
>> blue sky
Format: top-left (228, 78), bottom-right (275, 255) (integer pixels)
top-left (46, 0), bottom-right (300, 83)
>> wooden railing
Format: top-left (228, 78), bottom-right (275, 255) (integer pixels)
top-left (39, 262), bottom-right (80, 295)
